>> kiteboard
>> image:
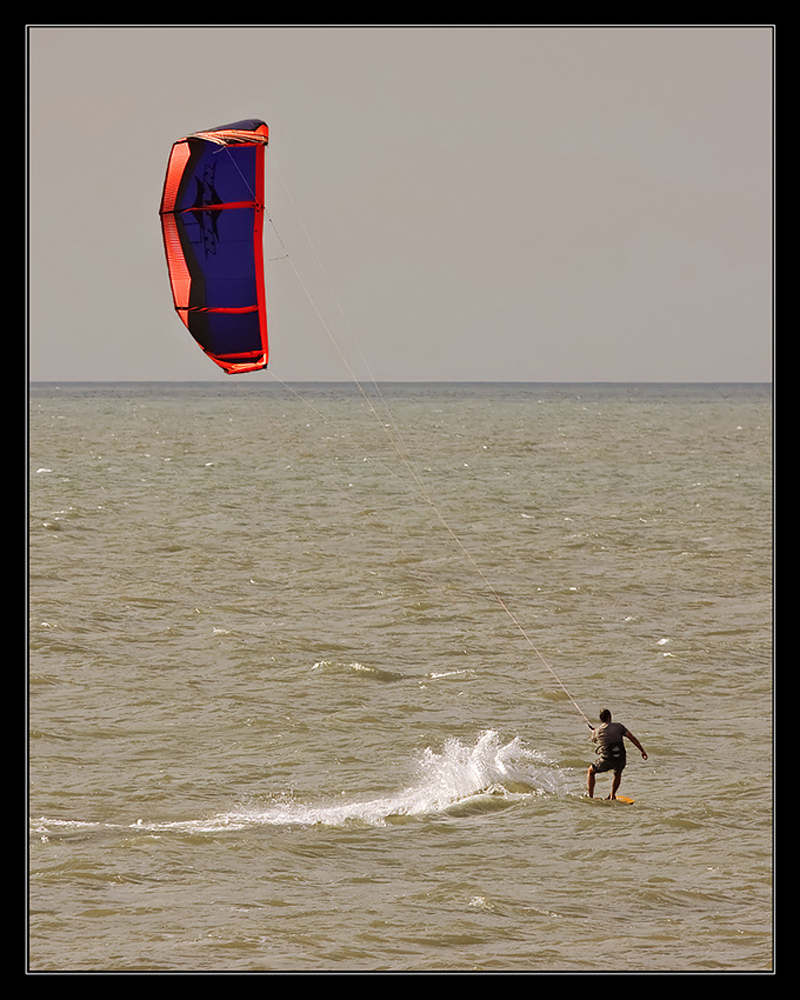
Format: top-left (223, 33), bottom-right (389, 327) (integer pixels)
top-left (585, 795), bottom-right (635, 804)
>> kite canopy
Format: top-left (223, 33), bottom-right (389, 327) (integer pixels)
top-left (159, 119), bottom-right (270, 374)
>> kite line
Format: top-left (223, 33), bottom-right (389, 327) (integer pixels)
top-left (263, 149), bottom-right (593, 731)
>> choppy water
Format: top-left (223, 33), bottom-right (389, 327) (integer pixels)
top-left (28, 381), bottom-right (773, 972)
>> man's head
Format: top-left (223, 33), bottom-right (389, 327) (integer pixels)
top-left (599, 708), bottom-right (612, 723)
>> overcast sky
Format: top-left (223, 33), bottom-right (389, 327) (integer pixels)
top-left (27, 25), bottom-right (773, 382)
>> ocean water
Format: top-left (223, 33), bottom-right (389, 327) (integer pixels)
top-left (28, 381), bottom-right (773, 973)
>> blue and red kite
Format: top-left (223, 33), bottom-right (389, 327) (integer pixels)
top-left (159, 120), bottom-right (270, 374)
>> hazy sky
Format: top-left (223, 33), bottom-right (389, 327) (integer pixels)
top-left (28, 25), bottom-right (773, 382)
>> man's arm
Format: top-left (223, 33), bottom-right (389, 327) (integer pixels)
top-left (625, 730), bottom-right (648, 760)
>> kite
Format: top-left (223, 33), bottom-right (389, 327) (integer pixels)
top-left (159, 119), bottom-right (270, 374)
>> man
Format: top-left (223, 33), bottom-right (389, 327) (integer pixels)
top-left (587, 709), bottom-right (647, 799)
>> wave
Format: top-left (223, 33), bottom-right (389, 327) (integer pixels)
top-left (311, 659), bottom-right (406, 683)
top-left (30, 731), bottom-right (568, 836)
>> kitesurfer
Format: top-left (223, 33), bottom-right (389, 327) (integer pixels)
top-left (586, 709), bottom-right (647, 799)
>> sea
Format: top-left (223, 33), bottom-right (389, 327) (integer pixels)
top-left (28, 381), bottom-right (773, 974)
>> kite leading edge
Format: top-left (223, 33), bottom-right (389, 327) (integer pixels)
top-left (159, 119), bottom-right (270, 374)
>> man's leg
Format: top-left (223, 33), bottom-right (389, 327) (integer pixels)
top-left (587, 766), bottom-right (596, 798)
top-left (609, 770), bottom-right (622, 799)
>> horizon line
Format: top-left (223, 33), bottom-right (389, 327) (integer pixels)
top-left (28, 378), bottom-right (773, 386)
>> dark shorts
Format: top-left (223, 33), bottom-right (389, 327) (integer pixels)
top-left (590, 748), bottom-right (626, 775)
